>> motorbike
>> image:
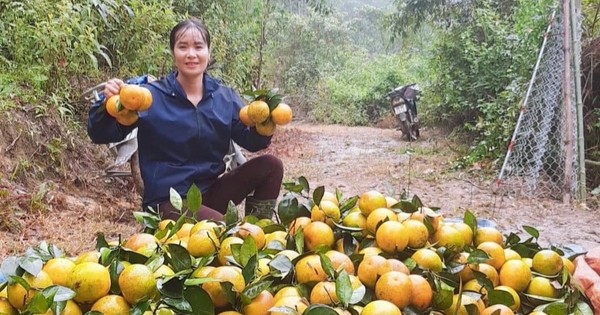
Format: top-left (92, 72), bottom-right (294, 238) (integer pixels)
top-left (388, 83), bottom-right (421, 141)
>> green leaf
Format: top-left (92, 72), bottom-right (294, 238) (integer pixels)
top-left (184, 277), bottom-right (219, 286)
top-left (25, 291), bottom-right (51, 314)
top-left (220, 281), bottom-right (238, 306)
top-left (335, 270), bottom-right (352, 307)
top-left (170, 188), bottom-right (183, 211)
top-left (433, 287), bottom-right (454, 310)
top-left (160, 276), bottom-right (186, 299)
top-left (1, 256), bottom-right (19, 277)
top-left (278, 195), bottom-right (302, 226)
top-left (95, 232), bottom-right (110, 251)
top-left (339, 196), bottom-right (358, 213)
top-left (186, 184), bottom-right (202, 215)
top-left (165, 244), bottom-right (192, 272)
top-left (224, 201), bottom-right (239, 226)
top-left (398, 200), bottom-right (419, 213)
top-left (411, 195), bottom-right (423, 208)
top-left (543, 302), bottom-right (569, 315)
top-left (163, 297), bottom-right (192, 313)
top-left (294, 230), bottom-right (305, 254)
top-left (240, 237), bottom-right (258, 266)
top-left (109, 260), bottom-right (125, 294)
top-left (313, 186), bottom-right (325, 206)
top-left (242, 280), bottom-right (273, 301)
top-left (466, 249), bottom-right (490, 264)
top-left (318, 252), bottom-right (335, 280)
top-left (464, 210), bottom-right (477, 232)
top-left (298, 176), bottom-right (310, 194)
top-left (183, 285), bottom-right (214, 315)
top-left (349, 284), bottom-right (366, 304)
top-left (269, 255), bottom-right (293, 278)
top-left (130, 300), bottom-right (151, 315)
top-left (43, 285), bottom-right (76, 302)
top-left (303, 304), bottom-right (339, 315)
top-left (19, 256), bottom-right (43, 277)
top-left (242, 255), bottom-right (258, 284)
top-left (523, 225), bottom-right (539, 239)
top-left (573, 301), bottom-right (594, 315)
top-left (487, 289), bottom-right (514, 307)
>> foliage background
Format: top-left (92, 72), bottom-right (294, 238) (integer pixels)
top-left (0, 0), bottom-right (598, 190)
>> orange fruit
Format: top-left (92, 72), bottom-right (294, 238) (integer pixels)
top-left (358, 191), bottom-right (387, 216)
top-left (562, 256), bottom-right (575, 275)
top-left (239, 105), bottom-right (255, 126)
top-left (412, 248), bottom-right (443, 272)
top-left (431, 224), bottom-right (465, 250)
top-left (42, 257), bottom-right (76, 286)
top-left (271, 296), bottom-right (309, 315)
top-left (532, 249), bottom-right (563, 276)
top-left (137, 87), bottom-right (153, 111)
top-left (188, 229), bottom-right (220, 257)
top-left (176, 222), bottom-right (195, 239)
top-left (105, 95), bottom-right (123, 118)
top-left (408, 274), bottom-right (433, 310)
top-left (302, 221), bottom-right (335, 251)
top-left (0, 298), bottom-right (17, 315)
top-left (481, 304), bottom-right (514, 315)
top-left (311, 200), bottom-right (341, 227)
top-left (288, 216), bottom-right (312, 235)
top-left (119, 84), bottom-right (148, 111)
top-left (123, 233), bottom-right (158, 256)
top-left (402, 219), bottom-right (429, 248)
top-left (342, 211), bottom-right (367, 232)
top-left (310, 281), bottom-right (338, 305)
top-left (450, 222), bottom-right (474, 247)
top-left (504, 248), bottom-right (522, 261)
top-left (498, 259), bottom-right (532, 292)
top-left (217, 236), bottom-right (244, 266)
top-left (443, 294), bottom-right (468, 315)
top-left (91, 294), bottom-right (130, 314)
top-left (236, 222), bottom-right (266, 249)
top-left (526, 276), bottom-right (558, 298)
top-left (153, 264), bottom-right (175, 278)
top-left (321, 191), bottom-right (339, 206)
top-left (474, 263), bottom-right (499, 286)
top-left (191, 266), bottom-right (215, 279)
top-left (375, 220), bottom-right (408, 253)
top-left (68, 262), bottom-right (111, 304)
top-left (115, 109), bottom-right (139, 126)
top-left (202, 266), bottom-right (245, 308)
top-left (118, 264), bottom-right (157, 304)
top-left (475, 227), bottom-right (504, 246)
top-left (366, 208), bottom-right (397, 235)
top-left (255, 119), bottom-right (276, 136)
top-left (190, 220), bottom-right (222, 235)
top-left (381, 258), bottom-right (410, 275)
top-left (357, 254), bottom-right (387, 288)
top-left (295, 254), bottom-right (327, 284)
top-left (271, 103), bottom-right (293, 125)
top-left (247, 100), bottom-right (270, 123)
top-left (362, 300), bottom-right (401, 315)
top-left (477, 241), bottom-right (506, 270)
top-left (375, 271), bottom-right (412, 309)
top-left (7, 271), bottom-right (53, 310)
top-left (410, 207), bottom-right (443, 233)
top-left (454, 252), bottom-right (475, 282)
top-left (243, 290), bottom-right (275, 315)
top-left (325, 250), bottom-right (355, 275)
top-left (274, 286), bottom-right (302, 301)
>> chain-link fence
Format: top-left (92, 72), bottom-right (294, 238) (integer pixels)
top-left (497, 3), bottom-right (582, 200)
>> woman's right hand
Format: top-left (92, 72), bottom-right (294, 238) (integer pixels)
top-left (104, 78), bottom-right (125, 99)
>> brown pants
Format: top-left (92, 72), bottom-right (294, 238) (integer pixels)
top-left (157, 154), bottom-right (283, 221)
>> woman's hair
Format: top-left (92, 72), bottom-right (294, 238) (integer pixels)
top-left (169, 18), bottom-right (211, 52)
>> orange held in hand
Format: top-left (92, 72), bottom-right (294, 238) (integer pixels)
top-left (119, 84), bottom-right (153, 111)
top-left (271, 103), bottom-right (293, 125)
top-left (247, 100), bottom-right (270, 124)
top-left (239, 105), bottom-right (255, 127)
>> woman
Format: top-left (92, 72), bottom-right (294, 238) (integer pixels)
top-left (88, 18), bottom-right (283, 221)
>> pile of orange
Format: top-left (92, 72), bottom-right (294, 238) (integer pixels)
top-left (105, 84), bottom-right (153, 126)
top-left (239, 101), bottom-right (293, 136)
top-left (0, 187), bottom-right (587, 315)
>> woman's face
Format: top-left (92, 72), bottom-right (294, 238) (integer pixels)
top-left (172, 27), bottom-right (210, 78)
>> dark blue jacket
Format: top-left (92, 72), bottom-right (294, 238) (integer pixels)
top-left (88, 72), bottom-right (271, 207)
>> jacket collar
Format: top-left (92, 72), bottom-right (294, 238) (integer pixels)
top-left (152, 72), bottom-right (220, 97)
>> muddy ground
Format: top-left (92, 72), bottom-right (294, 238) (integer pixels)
top-left (0, 122), bottom-right (598, 260)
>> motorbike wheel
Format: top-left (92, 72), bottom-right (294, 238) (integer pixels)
top-left (400, 121), bottom-right (417, 142)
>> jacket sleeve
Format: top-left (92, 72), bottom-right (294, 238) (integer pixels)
top-left (229, 90), bottom-right (272, 152)
top-left (87, 96), bottom-right (136, 144)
